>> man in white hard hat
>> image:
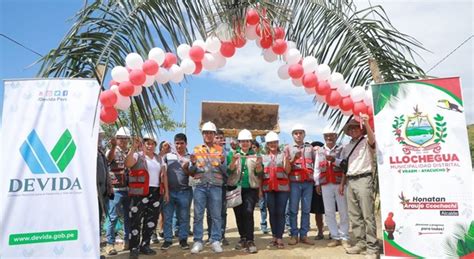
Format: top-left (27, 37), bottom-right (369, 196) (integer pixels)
top-left (105, 126), bottom-right (131, 255)
top-left (285, 124), bottom-right (315, 245)
top-left (314, 127), bottom-right (350, 248)
top-left (188, 121), bottom-right (226, 254)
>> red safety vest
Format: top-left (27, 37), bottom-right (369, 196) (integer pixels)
top-left (288, 144), bottom-right (314, 182)
top-left (262, 165), bottom-right (290, 192)
top-left (318, 160), bottom-right (344, 185)
top-left (129, 169), bottom-right (150, 196)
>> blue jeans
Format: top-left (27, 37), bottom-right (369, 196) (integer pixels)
top-left (265, 191), bottom-right (290, 239)
top-left (163, 189), bottom-right (192, 242)
top-left (207, 185), bottom-right (227, 240)
top-left (105, 190), bottom-right (130, 244)
top-left (193, 184), bottom-right (222, 243)
top-left (259, 197), bottom-right (268, 227)
top-left (289, 181), bottom-right (313, 238)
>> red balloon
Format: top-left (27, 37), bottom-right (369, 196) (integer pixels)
top-left (99, 90), bottom-right (118, 107)
top-left (315, 80), bottom-right (331, 96)
top-left (246, 9), bottom-right (259, 25)
top-left (352, 101), bottom-right (368, 115)
top-left (129, 69), bottom-right (146, 86)
top-left (220, 41), bottom-right (236, 58)
top-left (162, 52), bottom-right (177, 69)
top-left (274, 26), bottom-right (285, 40)
top-left (288, 64), bottom-right (304, 79)
top-left (302, 73), bottom-right (318, 88)
top-left (100, 106), bottom-right (118, 124)
top-left (325, 89), bottom-right (342, 107)
top-left (256, 22), bottom-right (271, 38)
top-left (142, 60), bottom-right (159, 75)
top-left (193, 62), bottom-right (203, 74)
top-left (109, 80), bottom-right (118, 87)
top-left (189, 46), bottom-right (205, 62)
top-left (259, 37), bottom-right (272, 49)
top-left (272, 39), bottom-right (287, 55)
top-left (339, 96), bottom-right (354, 111)
top-left (232, 36), bottom-right (247, 48)
top-left (118, 81), bottom-right (134, 96)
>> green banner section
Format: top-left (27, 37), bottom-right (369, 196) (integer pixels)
top-left (9, 230), bottom-right (78, 245)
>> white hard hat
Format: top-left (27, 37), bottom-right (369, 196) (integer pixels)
top-left (238, 129), bottom-right (253, 141)
top-left (265, 131), bottom-right (279, 142)
top-left (322, 126), bottom-right (336, 135)
top-left (201, 121), bottom-right (217, 132)
top-left (142, 132), bottom-right (158, 143)
top-left (115, 127), bottom-right (131, 137)
top-left (291, 124), bottom-right (306, 133)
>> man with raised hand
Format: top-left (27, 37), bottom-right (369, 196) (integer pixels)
top-left (189, 122), bottom-right (226, 254)
top-left (286, 124), bottom-right (315, 246)
top-left (340, 114), bottom-right (378, 257)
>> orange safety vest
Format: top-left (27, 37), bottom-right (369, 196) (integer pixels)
top-left (288, 144), bottom-right (314, 183)
top-left (318, 161), bottom-right (344, 185)
top-left (192, 144), bottom-right (225, 186)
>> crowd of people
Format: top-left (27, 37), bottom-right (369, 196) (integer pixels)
top-left (96, 114), bottom-right (379, 258)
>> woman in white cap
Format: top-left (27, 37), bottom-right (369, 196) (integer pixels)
top-left (227, 129), bottom-right (263, 253)
top-left (261, 131), bottom-right (291, 249)
top-left (125, 133), bottom-right (169, 258)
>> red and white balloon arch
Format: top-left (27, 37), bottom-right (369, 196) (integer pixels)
top-left (99, 8), bottom-right (374, 128)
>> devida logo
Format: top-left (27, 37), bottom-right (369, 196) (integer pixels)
top-left (10, 129), bottom-right (81, 193)
top-left (19, 129), bottom-right (76, 174)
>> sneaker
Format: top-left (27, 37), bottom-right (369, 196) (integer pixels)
top-left (161, 241), bottom-right (172, 250)
top-left (221, 238), bottom-right (229, 246)
top-left (211, 241), bottom-right (223, 253)
top-left (342, 240), bottom-right (351, 249)
top-left (191, 242), bottom-right (203, 254)
top-left (129, 248), bottom-right (139, 259)
top-left (105, 244), bottom-right (117, 255)
top-left (346, 245), bottom-right (365, 254)
top-left (288, 236), bottom-right (298, 245)
top-left (179, 239), bottom-right (190, 250)
top-left (300, 236), bottom-right (315, 245)
top-left (234, 239), bottom-right (247, 250)
top-left (151, 233), bottom-right (160, 244)
top-left (327, 240), bottom-right (342, 247)
top-left (139, 245), bottom-right (157, 255)
top-left (247, 241), bottom-right (257, 253)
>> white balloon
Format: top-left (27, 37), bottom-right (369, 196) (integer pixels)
top-left (363, 90), bottom-right (373, 107)
top-left (302, 56), bottom-right (318, 74)
top-left (111, 66), bottom-right (129, 83)
top-left (329, 72), bottom-right (345, 89)
top-left (192, 39), bottom-right (206, 49)
top-left (338, 84), bottom-right (352, 97)
top-left (292, 78), bottom-right (303, 87)
top-left (304, 87), bottom-right (316, 95)
top-left (148, 48), bottom-right (165, 66)
top-left (277, 65), bottom-right (290, 80)
top-left (169, 65), bottom-right (184, 83)
top-left (131, 85), bottom-right (143, 96)
top-left (287, 41), bottom-right (297, 50)
top-left (202, 53), bottom-right (217, 71)
top-left (316, 64), bottom-right (331, 81)
top-left (177, 44), bottom-right (191, 60)
top-left (115, 95), bottom-right (131, 110)
top-left (350, 86), bottom-right (366, 102)
top-left (143, 75), bottom-right (155, 87)
top-left (125, 53), bottom-right (144, 70)
top-left (110, 84), bottom-right (119, 93)
top-left (180, 59), bottom-right (196, 75)
top-left (155, 68), bottom-right (170, 84)
top-left (205, 36), bottom-right (221, 53)
top-left (285, 49), bottom-right (301, 65)
top-left (245, 25), bottom-right (258, 40)
top-left (212, 52), bottom-right (226, 69)
top-left (263, 49), bottom-right (277, 62)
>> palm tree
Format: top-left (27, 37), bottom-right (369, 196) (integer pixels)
top-left (36, 0), bottom-right (426, 131)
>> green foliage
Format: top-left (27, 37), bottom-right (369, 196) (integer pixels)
top-left (434, 114), bottom-right (447, 143)
top-left (373, 83), bottom-right (401, 115)
top-left (444, 221), bottom-right (474, 257)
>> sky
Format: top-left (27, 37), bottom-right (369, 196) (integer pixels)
top-left (1, 0), bottom-right (472, 149)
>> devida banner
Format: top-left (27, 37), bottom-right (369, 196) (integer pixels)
top-left (0, 79), bottom-right (100, 258)
top-left (371, 77), bottom-right (473, 258)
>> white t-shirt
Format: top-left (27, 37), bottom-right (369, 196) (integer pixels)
top-left (134, 153), bottom-right (161, 187)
